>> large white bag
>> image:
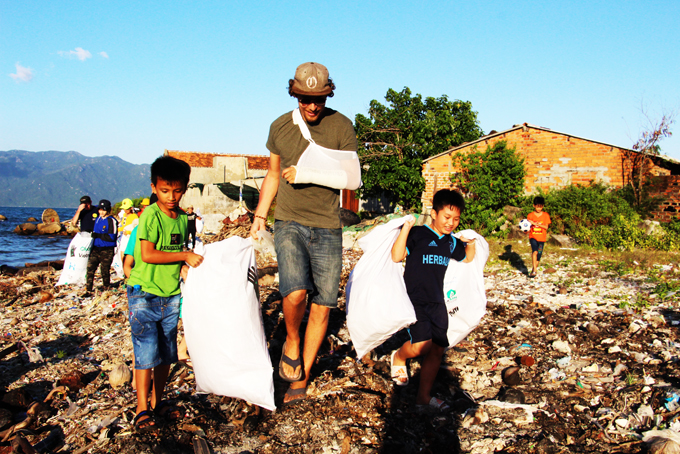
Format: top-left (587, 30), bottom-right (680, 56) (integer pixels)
top-left (56, 232), bottom-right (93, 286)
top-left (346, 216), bottom-right (417, 359)
top-left (182, 236), bottom-right (275, 410)
top-left (443, 229), bottom-right (489, 347)
top-left (111, 233), bottom-right (131, 279)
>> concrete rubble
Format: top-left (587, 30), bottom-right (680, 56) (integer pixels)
top-left (1, 217), bottom-right (680, 453)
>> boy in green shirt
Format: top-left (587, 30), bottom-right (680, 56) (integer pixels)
top-left (127, 156), bottom-right (204, 432)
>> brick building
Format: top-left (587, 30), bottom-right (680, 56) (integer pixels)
top-left (420, 123), bottom-right (680, 219)
top-left (164, 150), bottom-right (269, 232)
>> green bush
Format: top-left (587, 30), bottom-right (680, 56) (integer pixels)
top-left (518, 183), bottom-right (680, 251)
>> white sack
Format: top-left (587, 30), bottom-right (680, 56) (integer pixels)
top-left (56, 232), bottom-right (93, 286)
top-left (195, 217), bottom-right (204, 234)
top-left (292, 109), bottom-right (361, 190)
top-left (111, 233), bottom-right (131, 279)
top-left (182, 236), bottom-right (275, 410)
top-left (346, 216), bottom-right (417, 359)
top-left (443, 229), bottom-right (489, 348)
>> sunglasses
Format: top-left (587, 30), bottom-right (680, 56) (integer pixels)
top-left (298, 96), bottom-right (327, 106)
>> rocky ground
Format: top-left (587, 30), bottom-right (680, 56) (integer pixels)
top-left (2, 228), bottom-right (680, 453)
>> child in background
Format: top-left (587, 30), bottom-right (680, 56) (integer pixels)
top-left (185, 206), bottom-right (202, 250)
top-left (84, 199), bottom-right (118, 296)
top-left (126, 156), bottom-right (203, 432)
top-left (527, 196), bottom-right (551, 278)
top-left (390, 189), bottom-right (476, 410)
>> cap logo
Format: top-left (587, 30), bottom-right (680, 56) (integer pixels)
top-left (306, 76), bottom-right (318, 89)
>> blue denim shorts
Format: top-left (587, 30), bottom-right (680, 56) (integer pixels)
top-left (274, 220), bottom-right (342, 308)
top-left (530, 238), bottom-right (545, 261)
top-left (127, 286), bottom-right (181, 369)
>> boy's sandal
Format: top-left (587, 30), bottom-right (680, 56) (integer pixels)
top-left (416, 397), bottom-right (451, 412)
top-left (390, 351), bottom-right (409, 386)
top-left (133, 410), bottom-right (157, 433)
top-left (279, 341), bottom-right (304, 383)
top-left (153, 401), bottom-right (183, 421)
top-left (282, 385), bottom-right (307, 407)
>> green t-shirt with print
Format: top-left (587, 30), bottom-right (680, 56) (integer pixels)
top-left (127, 203), bottom-right (187, 297)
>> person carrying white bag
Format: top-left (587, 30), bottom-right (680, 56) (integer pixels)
top-left (181, 236), bottom-right (276, 411)
top-left (389, 190), bottom-right (476, 411)
top-left (345, 216), bottom-right (417, 361)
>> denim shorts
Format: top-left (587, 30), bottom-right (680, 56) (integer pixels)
top-left (408, 301), bottom-right (449, 348)
top-left (127, 286), bottom-right (181, 369)
top-left (274, 220), bottom-right (342, 308)
top-left (530, 238), bottom-right (545, 260)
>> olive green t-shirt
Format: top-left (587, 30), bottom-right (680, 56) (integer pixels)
top-left (266, 108), bottom-right (358, 229)
top-left (127, 203), bottom-right (187, 297)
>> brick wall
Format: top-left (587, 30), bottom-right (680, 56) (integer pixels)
top-left (648, 175), bottom-right (680, 222)
top-left (165, 150), bottom-right (268, 170)
top-left (421, 125), bottom-right (669, 211)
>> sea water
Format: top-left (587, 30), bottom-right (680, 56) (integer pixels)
top-left (0, 206), bottom-right (76, 267)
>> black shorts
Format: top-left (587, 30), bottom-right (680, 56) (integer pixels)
top-left (530, 238), bottom-right (545, 260)
top-left (408, 301), bottom-right (449, 348)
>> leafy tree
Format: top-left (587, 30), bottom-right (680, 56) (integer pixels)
top-left (451, 141), bottom-right (526, 236)
top-left (355, 87), bottom-right (483, 211)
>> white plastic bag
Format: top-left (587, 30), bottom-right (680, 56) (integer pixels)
top-left (56, 232), bottom-right (93, 286)
top-left (111, 233), bottom-right (131, 279)
top-left (291, 109), bottom-right (361, 190)
top-left (443, 229), bottom-right (489, 347)
top-left (182, 236), bottom-right (275, 410)
top-left (346, 216), bottom-right (417, 359)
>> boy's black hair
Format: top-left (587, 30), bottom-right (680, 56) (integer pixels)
top-left (533, 196), bottom-right (545, 206)
top-left (432, 189), bottom-right (465, 213)
top-left (150, 155), bottom-right (191, 187)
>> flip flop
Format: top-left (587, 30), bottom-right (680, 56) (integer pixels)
top-left (283, 385), bottom-right (307, 407)
top-left (133, 410), bottom-right (157, 433)
top-left (416, 397), bottom-right (451, 412)
top-left (390, 351), bottom-right (409, 386)
top-left (279, 341), bottom-right (303, 382)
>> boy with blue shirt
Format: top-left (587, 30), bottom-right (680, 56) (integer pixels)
top-left (126, 156), bottom-right (204, 432)
top-left (84, 199), bottom-right (118, 295)
top-left (390, 189), bottom-right (476, 410)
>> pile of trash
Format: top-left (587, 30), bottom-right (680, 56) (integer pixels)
top-left (2, 229), bottom-right (680, 453)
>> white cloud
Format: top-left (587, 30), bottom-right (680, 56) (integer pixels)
top-left (9, 63), bottom-right (33, 82)
top-left (99, 51), bottom-right (109, 59)
top-left (58, 47), bottom-right (92, 61)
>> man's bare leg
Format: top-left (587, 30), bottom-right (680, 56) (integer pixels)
top-left (281, 289), bottom-right (307, 380)
top-left (284, 303), bottom-right (331, 403)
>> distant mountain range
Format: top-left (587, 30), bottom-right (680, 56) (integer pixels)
top-left (0, 150), bottom-right (151, 208)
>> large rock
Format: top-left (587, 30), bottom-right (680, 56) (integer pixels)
top-left (42, 209), bottom-right (60, 224)
top-left (503, 206), bottom-right (522, 222)
top-left (506, 224), bottom-right (526, 240)
top-left (548, 234), bottom-right (574, 248)
top-left (37, 223), bottom-right (63, 235)
top-left (639, 219), bottom-right (664, 236)
top-left (14, 223), bottom-right (37, 235)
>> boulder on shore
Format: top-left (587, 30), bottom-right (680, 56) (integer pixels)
top-left (27, 217), bottom-right (38, 222)
top-left (37, 222), bottom-right (63, 235)
top-left (14, 223), bottom-right (37, 235)
top-left (549, 234), bottom-right (575, 248)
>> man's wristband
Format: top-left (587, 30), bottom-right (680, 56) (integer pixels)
top-left (254, 214), bottom-right (267, 221)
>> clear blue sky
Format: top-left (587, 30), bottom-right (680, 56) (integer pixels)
top-left (2, 0), bottom-right (678, 165)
